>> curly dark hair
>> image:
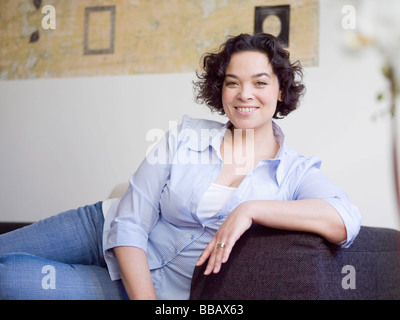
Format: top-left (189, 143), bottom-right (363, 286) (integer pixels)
top-left (194, 33), bottom-right (305, 119)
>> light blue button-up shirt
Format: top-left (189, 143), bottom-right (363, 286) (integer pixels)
top-left (102, 115), bottom-right (361, 300)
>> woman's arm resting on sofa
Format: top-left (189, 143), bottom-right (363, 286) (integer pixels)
top-left (197, 199), bottom-right (347, 275)
top-left (250, 199), bottom-right (347, 243)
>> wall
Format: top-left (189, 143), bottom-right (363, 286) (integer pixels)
top-left (1, 0), bottom-right (399, 230)
top-left (281, 0), bottom-right (400, 230)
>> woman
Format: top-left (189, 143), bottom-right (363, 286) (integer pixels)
top-left (0, 33), bottom-right (361, 300)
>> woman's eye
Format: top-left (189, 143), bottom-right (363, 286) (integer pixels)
top-left (225, 81), bottom-right (238, 87)
top-left (255, 81), bottom-right (267, 86)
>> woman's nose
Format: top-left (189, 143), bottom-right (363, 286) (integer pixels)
top-left (237, 85), bottom-right (254, 101)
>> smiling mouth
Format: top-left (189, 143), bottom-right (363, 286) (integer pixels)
top-left (235, 106), bottom-right (258, 113)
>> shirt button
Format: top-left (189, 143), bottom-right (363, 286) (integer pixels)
top-left (218, 214), bottom-right (224, 219)
top-left (174, 248), bottom-right (178, 254)
top-left (191, 234), bottom-right (195, 240)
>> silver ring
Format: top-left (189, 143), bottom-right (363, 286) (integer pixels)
top-left (216, 243), bottom-right (225, 248)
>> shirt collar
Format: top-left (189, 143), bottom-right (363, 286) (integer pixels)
top-left (184, 119), bottom-right (288, 186)
top-left (184, 120), bottom-right (228, 153)
top-left (270, 121), bottom-right (287, 186)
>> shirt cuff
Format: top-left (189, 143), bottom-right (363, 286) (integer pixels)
top-left (323, 197), bottom-right (362, 248)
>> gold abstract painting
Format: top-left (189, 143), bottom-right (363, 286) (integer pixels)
top-left (0, 0), bottom-right (319, 80)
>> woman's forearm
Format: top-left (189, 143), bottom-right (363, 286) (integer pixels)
top-left (245, 199), bottom-right (347, 244)
top-left (113, 246), bottom-right (157, 300)
top-left (197, 198), bottom-right (348, 275)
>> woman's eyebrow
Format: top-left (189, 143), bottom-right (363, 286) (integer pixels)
top-left (224, 73), bottom-right (239, 79)
top-left (252, 72), bottom-right (271, 79)
top-left (224, 73), bottom-right (271, 79)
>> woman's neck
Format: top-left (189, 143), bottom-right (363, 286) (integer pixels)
top-left (226, 122), bottom-right (279, 161)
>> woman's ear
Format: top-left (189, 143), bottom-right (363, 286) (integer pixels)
top-left (278, 91), bottom-right (283, 102)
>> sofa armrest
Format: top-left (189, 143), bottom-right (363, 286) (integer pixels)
top-left (0, 222), bottom-right (32, 235)
top-left (190, 224), bottom-right (400, 300)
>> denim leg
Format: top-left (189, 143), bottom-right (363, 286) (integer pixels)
top-left (0, 253), bottom-right (127, 300)
top-left (0, 202), bottom-right (105, 266)
top-left (0, 202), bottom-right (127, 300)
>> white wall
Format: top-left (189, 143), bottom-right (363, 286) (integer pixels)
top-left (1, 0), bottom-right (399, 230)
top-left (280, 0), bottom-right (400, 230)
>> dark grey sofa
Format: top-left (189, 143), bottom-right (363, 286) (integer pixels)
top-left (190, 224), bottom-right (400, 300)
top-left (0, 223), bottom-right (31, 235)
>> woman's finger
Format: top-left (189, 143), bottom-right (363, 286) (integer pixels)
top-left (213, 240), bottom-right (228, 273)
top-left (211, 238), bottom-right (236, 274)
top-left (196, 237), bottom-right (215, 267)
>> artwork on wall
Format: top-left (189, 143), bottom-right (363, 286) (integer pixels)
top-left (254, 5), bottom-right (290, 48)
top-left (0, 0), bottom-right (319, 80)
top-left (84, 6), bottom-right (116, 55)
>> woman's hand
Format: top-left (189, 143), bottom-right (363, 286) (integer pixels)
top-left (196, 202), bottom-right (253, 275)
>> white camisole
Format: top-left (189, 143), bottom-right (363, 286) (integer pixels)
top-left (196, 183), bottom-right (236, 219)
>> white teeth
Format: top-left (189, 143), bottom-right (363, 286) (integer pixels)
top-left (236, 107), bottom-right (256, 113)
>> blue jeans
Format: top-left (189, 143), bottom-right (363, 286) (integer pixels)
top-left (0, 202), bottom-right (127, 300)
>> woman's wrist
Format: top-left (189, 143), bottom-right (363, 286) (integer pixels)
top-left (238, 200), bottom-right (260, 223)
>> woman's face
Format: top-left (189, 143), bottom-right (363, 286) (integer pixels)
top-left (221, 51), bottom-right (281, 133)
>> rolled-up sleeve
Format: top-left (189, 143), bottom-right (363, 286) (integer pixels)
top-left (102, 121), bottom-right (184, 279)
top-left (291, 157), bottom-right (362, 248)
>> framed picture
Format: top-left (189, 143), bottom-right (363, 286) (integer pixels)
top-left (254, 5), bottom-right (290, 47)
